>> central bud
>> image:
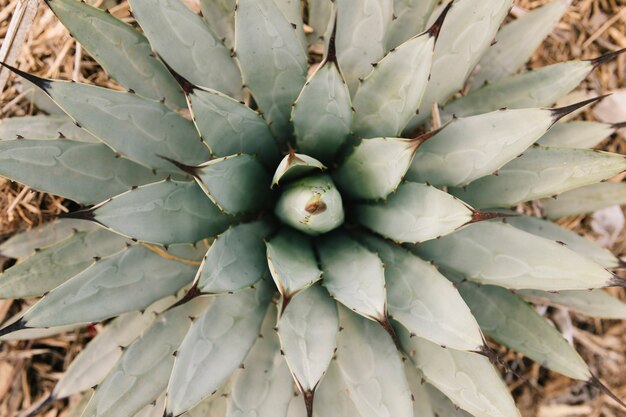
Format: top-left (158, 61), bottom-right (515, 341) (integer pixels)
top-left (274, 174), bottom-right (345, 236)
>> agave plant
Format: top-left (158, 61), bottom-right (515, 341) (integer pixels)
top-left (1, 0), bottom-right (626, 416)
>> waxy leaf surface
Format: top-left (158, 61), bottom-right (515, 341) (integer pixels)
top-left (413, 221), bottom-right (616, 291)
top-left (48, 0), bottom-right (186, 108)
top-left (93, 180), bottom-right (234, 245)
top-left (354, 182), bottom-right (472, 243)
top-left (128, 0), bottom-right (243, 98)
top-left (317, 233), bottom-right (386, 321)
top-left (166, 283), bottom-right (272, 416)
top-left (197, 220), bottom-right (274, 294)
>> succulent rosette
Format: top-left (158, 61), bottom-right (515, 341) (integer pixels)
top-left (0, 0), bottom-right (626, 416)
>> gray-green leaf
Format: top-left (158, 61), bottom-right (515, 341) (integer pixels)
top-left (19, 74), bottom-right (211, 171)
top-left (278, 285), bottom-right (339, 395)
top-left (356, 234), bottom-right (483, 351)
top-left (0, 139), bottom-right (163, 204)
top-left (197, 220), bottom-right (274, 294)
top-left (541, 182), bottom-right (626, 219)
top-left (352, 31), bottom-right (435, 138)
top-left (188, 154), bottom-right (271, 215)
top-left (92, 180), bottom-right (233, 245)
top-left (472, 0), bottom-right (568, 88)
top-left (272, 153), bottom-right (326, 188)
top-left (235, 0), bottom-right (307, 144)
top-left (0, 115), bottom-right (98, 142)
top-left (505, 214), bottom-right (620, 269)
top-left (313, 360), bottom-right (361, 417)
top-left (292, 62), bottom-right (353, 164)
top-left (82, 297), bottom-right (211, 417)
top-left (166, 282), bottom-right (273, 416)
top-left (199, 0), bottom-right (235, 49)
top-left (128, 0), bottom-right (243, 98)
top-left (317, 233), bottom-right (386, 321)
top-left (424, 384), bottom-right (473, 417)
top-left (400, 329), bottom-right (521, 417)
top-left (451, 146), bottom-right (626, 209)
top-left (0, 229), bottom-right (129, 299)
top-left (266, 228), bottom-right (323, 299)
top-left (440, 60), bottom-right (593, 119)
top-left (385, 0), bottom-right (437, 51)
top-left (412, 221), bottom-right (616, 291)
top-left (336, 308), bottom-right (413, 417)
top-left (457, 281), bottom-right (591, 381)
top-left (307, 0), bottom-right (333, 46)
top-left (333, 137), bottom-right (418, 201)
top-left (47, 0), bottom-right (186, 109)
top-left (52, 310), bottom-right (159, 399)
top-left (19, 245), bottom-right (198, 328)
top-left (407, 108), bottom-right (557, 187)
top-left (353, 182), bottom-right (472, 243)
top-left (188, 87), bottom-right (280, 167)
top-left (518, 289), bottom-right (626, 320)
top-left (538, 121), bottom-right (617, 149)
top-left (335, 0), bottom-right (393, 94)
top-left (0, 218), bottom-right (96, 259)
top-left (226, 303), bottom-right (293, 417)
top-left (406, 0), bottom-right (513, 130)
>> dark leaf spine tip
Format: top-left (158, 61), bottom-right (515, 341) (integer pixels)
top-left (590, 374), bottom-right (626, 409)
top-left (0, 318), bottom-right (28, 337)
top-left (612, 121), bottom-right (626, 130)
top-left (379, 316), bottom-right (401, 351)
top-left (471, 211), bottom-right (516, 223)
top-left (58, 207), bottom-right (98, 223)
top-left (609, 273), bottom-right (626, 288)
top-left (161, 61), bottom-right (196, 94)
top-left (550, 95), bottom-right (610, 123)
top-left (0, 61), bottom-right (52, 91)
top-left (325, 12), bottom-right (339, 64)
top-left (156, 155), bottom-right (199, 176)
top-left (304, 390), bottom-right (315, 417)
top-left (426, 1), bottom-right (453, 40)
top-left (164, 284), bottom-right (202, 312)
top-left (589, 47), bottom-right (626, 68)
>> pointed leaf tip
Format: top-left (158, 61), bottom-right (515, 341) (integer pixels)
top-left (470, 211), bottom-right (517, 223)
top-left (590, 374), bottom-right (626, 409)
top-left (161, 60), bottom-right (197, 95)
top-left (326, 12), bottom-right (339, 64)
top-left (609, 273), bottom-right (626, 287)
top-left (426, 1), bottom-right (453, 39)
top-left (551, 95), bottom-right (610, 123)
top-left (471, 343), bottom-right (501, 367)
top-left (0, 61), bottom-right (51, 91)
top-left (590, 47), bottom-right (626, 68)
top-left (0, 318), bottom-right (28, 338)
top-left (304, 390), bottom-right (315, 417)
top-left (164, 283), bottom-right (202, 312)
top-left (612, 121), bottom-right (626, 130)
top-left (379, 316), bottom-right (401, 350)
top-left (58, 207), bottom-right (98, 223)
top-left (156, 154), bottom-right (199, 176)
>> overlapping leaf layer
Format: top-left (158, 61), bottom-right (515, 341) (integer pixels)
top-left (1, 0), bottom-right (626, 416)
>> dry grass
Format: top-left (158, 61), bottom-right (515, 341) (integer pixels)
top-left (0, 0), bottom-right (625, 416)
